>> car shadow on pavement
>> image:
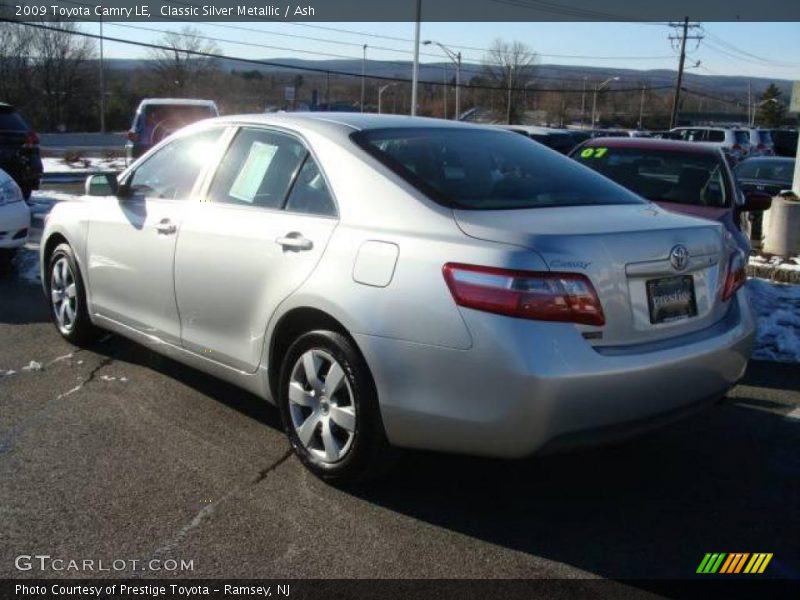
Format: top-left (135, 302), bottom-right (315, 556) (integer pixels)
top-left (351, 394), bottom-right (799, 586)
top-left (739, 360), bottom-right (800, 393)
top-left (0, 278), bottom-right (49, 325)
top-left (96, 334), bottom-right (283, 431)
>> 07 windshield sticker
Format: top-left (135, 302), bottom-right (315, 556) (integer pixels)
top-left (580, 147), bottom-right (608, 159)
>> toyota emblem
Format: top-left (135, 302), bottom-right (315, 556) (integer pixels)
top-left (669, 245), bottom-right (690, 271)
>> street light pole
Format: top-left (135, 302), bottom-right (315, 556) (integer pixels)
top-left (361, 44), bottom-right (367, 113)
top-left (591, 77), bottom-right (619, 128)
top-left (378, 83), bottom-right (396, 114)
top-left (580, 77), bottom-right (587, 128)
top-left (423, 40), bottom-right (461, 120)
top-left (442, 63), bottom-right (447, 119)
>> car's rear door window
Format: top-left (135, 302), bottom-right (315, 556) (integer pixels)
top-left (707, 130), bottom-right (725, 142)
top-left (574, 146), bottom-right (729, 208)
top-left (353, 127), bottom-right (643, 210)
top-left (208, 127), bottom-right (306, 209)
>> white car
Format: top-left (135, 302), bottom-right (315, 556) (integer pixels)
top-left (0, 167), bottom-right (30, 264)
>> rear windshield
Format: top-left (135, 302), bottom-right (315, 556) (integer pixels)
top-left (352, 128), bottom-right (644, 210)
top-left (134, 104), bottom-right (216, 129)
top-left (734, 130), bottom-right (750, 145)
top-left (756, 130), bottom-right (773, 144)
top-left (0, 107), bottom-right (30, 132)
top-left (736, 159), bottom-right (794, 182)
top-left (574, 146), bottom-right (729, 208)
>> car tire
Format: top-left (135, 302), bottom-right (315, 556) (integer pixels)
top-left (278, 330), bottom-right (392, 485)
top-left (47, 243), bottom-right (100, 346)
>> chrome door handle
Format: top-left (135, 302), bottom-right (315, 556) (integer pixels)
top-left (276, 233), bottom-right (313, 251)
top-left (156, 219), bottom-right (177, 235)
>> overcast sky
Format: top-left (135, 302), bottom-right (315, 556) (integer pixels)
top-left (95, 21), bottom-right (800, 82)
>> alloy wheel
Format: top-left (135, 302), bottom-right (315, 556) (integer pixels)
top-left (50, 257), bottom-right (78, 335)
top-left (288, 349), bottom-right (357, 463)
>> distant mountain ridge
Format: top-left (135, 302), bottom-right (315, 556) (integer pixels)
top-left (101, 57), bottom-right (792, 98)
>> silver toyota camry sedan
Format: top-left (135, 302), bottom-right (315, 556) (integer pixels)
top-left (41, 114), bottom-right (755, 483)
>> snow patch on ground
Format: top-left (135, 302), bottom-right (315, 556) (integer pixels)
top-left (12, 246), bottom-right (41, 284)
top-left (42, 156), bottom-right (126, 174)
top-left (746, 278), bottom-right (800, 363)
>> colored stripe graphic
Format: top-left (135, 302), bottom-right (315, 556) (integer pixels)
top-left (697, 553), bottom-right (727, 573)
top-left (744, 553), bottom-right (773, 574)
top-left (698, 552), bottom-right (772, 574)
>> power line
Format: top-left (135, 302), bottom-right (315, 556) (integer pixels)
top-left (0, 18), bottom-right (673, 95)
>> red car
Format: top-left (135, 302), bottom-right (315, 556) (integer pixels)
top-left (569, 137), bottom-right (771, 254)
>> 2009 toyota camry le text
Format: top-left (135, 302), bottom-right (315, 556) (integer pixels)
top-left (41, 114), bottom-right (755, 484)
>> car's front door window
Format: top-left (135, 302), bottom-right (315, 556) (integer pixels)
top-left (128, 128), bottom-right (224, 200)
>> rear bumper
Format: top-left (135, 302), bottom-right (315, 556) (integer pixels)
top-left (357, 290), bottom-right (754, 458)
top-left (0, 200), bottom-right (31, 249)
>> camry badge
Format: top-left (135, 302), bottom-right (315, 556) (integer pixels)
top-left (669, 245), bottom-right (690, 271)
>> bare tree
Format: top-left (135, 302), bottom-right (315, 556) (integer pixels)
top-left (482, 39), bottom-right (537, 124)
top-left (28, 21), bottom-right (96, 130)
top-left (0, 23), bottom-right (33, 108)
top-left (148, 27), bottom-right (221, 95)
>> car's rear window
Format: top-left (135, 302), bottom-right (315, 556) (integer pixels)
top-left (736, 159), bottom-right (794, 182)
top-left (352, 128), bottom-right (644, 210)
top-left (134, 104), bottom-right (217, 130)
top-left (756, 130), bottom-right (774, 144)
top-left (574, 145), bottom-right (729, 208)
top-left (0, 107), bottom-right (30, 132)
top-left (734, 130), bottom-right (750, 145)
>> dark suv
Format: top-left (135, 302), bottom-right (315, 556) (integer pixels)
top-left (0, 103), bottom-right (42, 199)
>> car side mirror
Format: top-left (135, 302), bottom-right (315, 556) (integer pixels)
top-left (742, 191), bottom-right (772, 212)
top-left (85, 173), bottom-right (119, 197)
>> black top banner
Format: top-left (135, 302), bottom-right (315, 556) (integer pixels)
top-left (2, 0), bottom-right (800, 22)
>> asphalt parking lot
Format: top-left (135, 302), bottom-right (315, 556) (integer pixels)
top-left (1, 229), bottom-right (798, 589)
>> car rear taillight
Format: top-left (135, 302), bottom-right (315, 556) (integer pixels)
top-left (442, 263), bottom-right (605, 326)
top-left (127, 130), bottom-right (138, 142)
top-left (722, 250), bottom-right (747, 302)
top-left (24, 131), bottom-right (39, 147)
top-left (757, 143), bottom-right (766, 151)
top-left (732, 144), bottom-right (742, 152)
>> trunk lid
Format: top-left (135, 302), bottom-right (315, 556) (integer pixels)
top-left (454, 203), bottom-right (732, 347)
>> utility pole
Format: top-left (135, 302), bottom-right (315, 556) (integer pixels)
top-left (639, 85), bottom-right (646, 129)
top-left (361, 44), bottom-right (367, 113)
top-left (99, 16), bottom-right (105, 133)
top-left (410, 0), bottom-right (421, 116)
top-left (669, 17), bottom-right (703, 129)
top-left (506, 65), bottom-right (514, 125)
top-left (747, 81), bottom-right (753, 126)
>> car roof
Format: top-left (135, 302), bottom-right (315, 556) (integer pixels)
top-left (138, 98), bottom-right (217, 107)
top-left (581, 137), bottom-right (722, 155)
top-left (496, 124), bottom-right (567, 136)
top-left (209, 112), bottom-right (503, 135)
